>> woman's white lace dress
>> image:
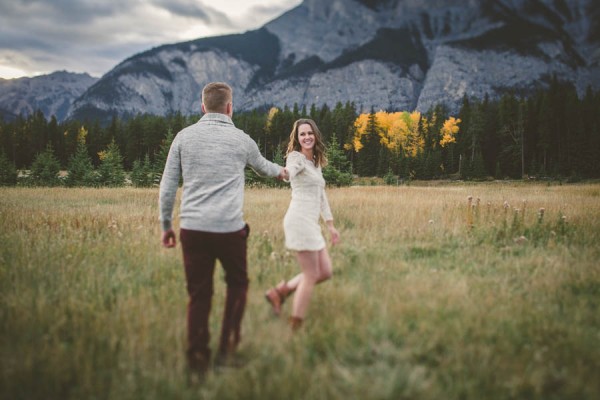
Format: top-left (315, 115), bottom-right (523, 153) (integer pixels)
top-left (283, 151), bottom-right (333, 251)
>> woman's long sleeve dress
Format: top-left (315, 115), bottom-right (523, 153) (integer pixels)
top-left (283, 151), bottom-right (333, 251)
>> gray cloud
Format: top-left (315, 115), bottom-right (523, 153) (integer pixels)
top-left (149, 0), bottom-right (232, 26)
top-left (0, 0), bottom-right (118, 24)
top-left (233, 3), bottom-right (299, 31)
top-left (0, 0), bottom-right (301, 78)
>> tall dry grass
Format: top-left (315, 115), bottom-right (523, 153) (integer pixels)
top-left (1, 183), bottom-right (599, 399)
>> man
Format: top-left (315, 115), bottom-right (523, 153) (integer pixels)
top-left (159, 82), bottom-right (287, 374)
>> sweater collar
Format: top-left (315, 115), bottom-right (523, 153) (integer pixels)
top-left (200, 113), bottom-right (234, 125)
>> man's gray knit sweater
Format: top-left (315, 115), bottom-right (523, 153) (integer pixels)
top-left (159, 113), bottom-right (281, 233)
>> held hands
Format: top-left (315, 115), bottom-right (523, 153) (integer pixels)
top-left (161, 229), bottom-right (177, 248)
top-left (277, 167), bottom-right (289, 181)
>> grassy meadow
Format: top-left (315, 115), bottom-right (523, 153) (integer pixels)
top-left (1, 183), bottom-right (599, 400)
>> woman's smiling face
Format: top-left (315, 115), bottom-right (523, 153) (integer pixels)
top-left (298, 123), bottom-right (315, 153)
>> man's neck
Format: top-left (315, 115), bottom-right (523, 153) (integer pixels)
top-left (204, 111), bottom-right (231, 118)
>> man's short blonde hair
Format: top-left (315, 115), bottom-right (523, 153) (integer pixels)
top-left (202, 82), bottom-right (232, 113)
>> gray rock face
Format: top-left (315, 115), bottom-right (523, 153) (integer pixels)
top-left (265, 0), bottom-right (382, 64)
top-left (416, 45), bottom-right (576, 112)
top-left (0, 71), bottom-right (97, 121)
top-left (242, 60), bottom-right (419, 113)
top-left (72, 49), bottom-right (257, 117)
top-left (4, 0), bottom-right (599, 122)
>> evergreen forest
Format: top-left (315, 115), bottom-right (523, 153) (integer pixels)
top-left (0, 78), bottom-right (598, 187)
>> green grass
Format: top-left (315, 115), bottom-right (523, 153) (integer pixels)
top-left (1, 183), bottom-right (599, 399)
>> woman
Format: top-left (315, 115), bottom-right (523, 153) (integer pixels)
top-left (265, 118), bottom-right (340, 330)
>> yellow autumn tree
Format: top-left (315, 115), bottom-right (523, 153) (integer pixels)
top-left (351, 110), bottom-right (459, 156)
top-left (265, 107), bottom-right (279, 133)
top-left (351, 110), bottom-right (425, 156)
top-left (440, 116), bottom-right (461, 147)
top-left (77, 126), bottom-right (88, 144)
top-left (349, 112), bottom-right (370, 152)
top-left (376, 111), bottom-right (404, 151)
top-left (400, 111), bottom-right (424, 157)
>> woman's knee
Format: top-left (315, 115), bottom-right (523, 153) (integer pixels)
top-left (303, 270), bottom-right (321, 284)
top-left (317, 265), bottom-right (332, 282)
top-left (317, 251), bottom-right (333, 282)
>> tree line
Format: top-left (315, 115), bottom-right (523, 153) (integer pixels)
top-left (0, 78), bottom-right (599, 187)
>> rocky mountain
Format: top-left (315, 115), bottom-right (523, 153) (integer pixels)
top-left (34, 0), bottom-right (600, 121)
top-left (0, 71), bottom-right (98, 122)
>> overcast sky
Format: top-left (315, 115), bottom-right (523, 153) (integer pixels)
top-left (0, 0), bottom-right (302, 79)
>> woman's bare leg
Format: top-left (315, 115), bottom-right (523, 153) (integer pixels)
top-left (285, 247), bottom-right (333, 290)
top-left (283, 273), bottom-right (302, 291)
top-left (288, 248), bottom-right (333, 320)
top-left (292, 250), bottom-right (323, 319)
top-left (317, 247), bottom-right (333, 282)
top-left (267, 248), bottom-right (333, 317)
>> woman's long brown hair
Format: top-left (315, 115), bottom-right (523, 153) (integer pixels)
top-left (286, 118), bottom-right (328, 167)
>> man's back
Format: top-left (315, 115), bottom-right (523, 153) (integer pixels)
top-left (159, 113), bottom-right (280, 233)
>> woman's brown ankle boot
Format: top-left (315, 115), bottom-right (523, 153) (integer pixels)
top-left (265, 280), bottom-right (292, 316)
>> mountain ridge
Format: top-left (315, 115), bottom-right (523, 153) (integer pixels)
top-left (1, 0), bottom-right (598, 122)
top-left (0, 71), bottom-right (97, 122)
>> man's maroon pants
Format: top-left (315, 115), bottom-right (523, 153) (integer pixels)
top-left (180, 225), bottom-right (250, 368)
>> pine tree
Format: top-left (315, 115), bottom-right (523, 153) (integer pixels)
top-left (244, 167), bottom-right (262, 187)
top-left (467, 103), bottom-right (485, 164)
top-left (460, 154), bottom-right (472, 180)
top-left (356, 110), bottom-right (380, 176)
top-left (471, 151), bottom-right (487, 180)
top-left (131, 153), bottom-right (153, 187)
top-left (410, 151), bottom-right (426, 180)
top-left (383, 168), bottom-right (397, 185)
top-left (497, 94), bottom-right (523, 178)
top-left (425, 150), bottom-right (442, 179)
top-left (413, 151), bottom-right (426, 179)
top-left (537, 93), bottom-right (551, 175)
top-left (323, 133), bottom-right (353, 186)
top-left (154, 128), bottom-right (175, 185)
top-left (376, 147), bottom-right (390, 177)
top-left (30, 144), bottom-right (61, 186)
top-left (0, 151), bottom-right (17, 186)
top-left (269, 146), bottom-right (286, 187)
top-left (494, 161), bottom-right (502, 180)
top-left (66, 127), bottom-right (96, 187)
top-left (396, 152), bottom-right (410, 180)
top-left (97, 140), bottom-right (125, 187)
